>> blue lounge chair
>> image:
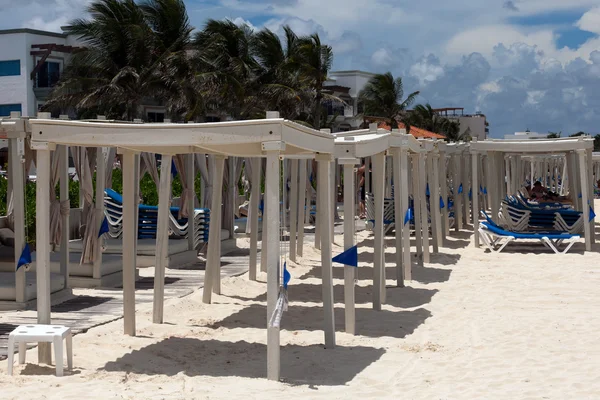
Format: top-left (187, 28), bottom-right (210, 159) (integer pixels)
top-left (479, 212), bottom-right (580, 254)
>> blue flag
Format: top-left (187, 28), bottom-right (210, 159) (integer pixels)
top-left (17, 243), bottom-right (32, 271)
top-left (404, 207), bottom-right (413, 225)
top-left (469, 188), bottom-right (472, 200)
top-left (578, 193), bottom-right (582, 199)
top-left (439, 196), bottom-right (445, 209)
top-left (426, 183), bottom-right (430, 196)
top-left (283, 262), bottom-right (291, 289)
top-left (171, 158), bottom-right (177, 177)
top-left (332, 245), bottom-right (358, 267)
top-left (480, 184), bottom-right (484, 194)
top-left (590, 206), bottom-right (596, 222)
top-left (458, 183), bottom-right (463, 194)
top-left (483, 187), bottom-right (488, 195)
top-left (98, 216), bottom-right (109, 238)
top-left (259, 199), bottom-right (264, 213)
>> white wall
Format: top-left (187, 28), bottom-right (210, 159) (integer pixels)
top-left (0, 31), bottom-right (69, 117)
top-left (457, 116), bottom-right (487, 141)
top-left (0, 33), bottom-right (28, 115)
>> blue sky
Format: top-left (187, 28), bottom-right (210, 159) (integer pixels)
top-left (2, 0), bottom-right (600, 137)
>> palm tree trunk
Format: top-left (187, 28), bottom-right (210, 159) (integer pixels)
top-left (313, 91), bottom-right (323, 130)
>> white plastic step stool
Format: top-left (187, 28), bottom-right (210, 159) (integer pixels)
top-left (6, 324), bottom-right (72, 376)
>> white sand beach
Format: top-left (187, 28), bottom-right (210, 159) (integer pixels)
top-left (2, 211), bottom-right (600, 399)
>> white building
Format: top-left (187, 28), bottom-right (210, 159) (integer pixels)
top-left (433, 107), bottom-right (489, 141)
top-left (504, 131), bottom-right (548, 140)
top-left (0, 28), bottom-right (168, 122)
top-left (0, 28), bottom-right (84, 118)
top-left (324, 70), bottom-right (375, 131)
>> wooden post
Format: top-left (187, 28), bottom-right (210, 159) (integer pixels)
top-left (317, 153), bottom-right (335, 346)
top-left (9, 134), bottom-right (25, 303)
top-left (419, 152), bottom-right (430, 263)
top-left (249, 158), bottom-right (260, 281)
top-left (93, 148), bottom-right (106, 280)
top-left (153, 154), bottom-right (172, 324)
top-left (392, 149), bottom-right (404, 287)
top-left (440, 152), bottom-right (449, 240)
top-left (203, 155), bottom-right (225, 304)
top-left (411, 154), bottom-right (423, 262)
top-left (264, 148), bottom-right (281, 380)
top-left (472, 152), bottom-right (480, 247)
top-left (341, 160), bottom-right (358, 333)
top-left (372, 152), bottom-right (385, 310)
top-left (289, 160), bottom-right (299, 262)
top-left (261, 157), bottom-right (268, 274)
top-left (400, 149), bottom-right (411, 281)
top-left (314, 163), bottom-right (321, 250)
top-left (186, 154), bottom-right (195, 252)
top-left (578, 150), bottom-right (592, 251)
top-left (36, 146), bottom-right (52, 363)
top-left (59, 145), bottom-right (70, 288)
top-left (121, 150), bottom-right (137, 336)
top-left (454, 155), bottom-right (463, 231)
top-left (431, 152), bottom-right (442, 251)
top-left (586, 147), bottom-right (595, 244)
top-left (297, 159), bottom-right (307, 257)
top-left (331, 160), bottom-right (336, 243)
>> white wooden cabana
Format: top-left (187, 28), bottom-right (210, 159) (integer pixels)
top-left (29, 113), bottom-right (335, 381)
top-left (332, 127), bottom-right (391, 334)
top-left (470, 136), bottom-right (595, 251)
top-left (0, 114), bottom-right (73, 310)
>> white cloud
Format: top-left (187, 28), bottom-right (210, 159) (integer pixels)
top-left (231, 17), bottom-right (256, 31)
top-left (577, 7), bottom-right (600, 34)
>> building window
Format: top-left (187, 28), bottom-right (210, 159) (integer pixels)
top-left (147, 111), bottom-right (165, 122)
top-left (0, 103), bottom-right (22, 117)
top-left (36, 61), bottom-right (61, 88)
top-left (324, 100), bottom-right (345, 116)
top-left (0, 60), bottom-right (20, 77)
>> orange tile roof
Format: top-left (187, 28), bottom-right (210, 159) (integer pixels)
top-left (376, 122), bottom-right (446, 139)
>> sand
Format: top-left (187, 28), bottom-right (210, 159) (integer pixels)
top-left (2, 208), bottom-right (600, 399)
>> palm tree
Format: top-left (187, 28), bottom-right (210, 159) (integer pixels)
top-left (358, 72), bottom-right (420, 129)
top-left (295, 33), bottom-right (334, 129)
top-left (45, 0), bottom-right (194, 120)
top-left (193, 19), bottom-right (261, 120)
top-left (252, 26), bottom-right (307, 120)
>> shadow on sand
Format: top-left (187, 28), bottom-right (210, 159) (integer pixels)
top-left (207, 303), bottom-right (431, 339)
top-left (103, 338), bottom-right (385, 386)
top-left (230, 283), bottom-right (438, 309)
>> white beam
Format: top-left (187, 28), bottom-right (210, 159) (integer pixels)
top-left (392, 149), bottom-right (404, 287)
top-left (297, 159), bottom-right (307, 257)
top-left (36, 147), bottom-right (52, 363)
top-left (249, 158), bottom-right (260, 281)
top-left (372, 152), bottom-right (385, 310)
top-left (93, 148), bottom-right (106, 280)
top-left (472, 152), bottom-right (480, 247)
top-left (411, 154), bottom-right (423, 263)
top-left (400, 149), bottom-right (411, 281)
top-left (203, 155), bottom-right (225, 304)
top-left (265, 150), bottom-right (281, 380)
top-left (59, 145), bottom-right (70, 289)
top-left (153, 154), bottom-right (172, 324)
top-left (431, 153), bottom-right (443, 251)
top-left (578, 150), bottom-right (592, 251)
top-left (122, 150), bottom-right (137, 336)
top-left (186, 154), bottom-right (195, 252)
top-left (317, 154), bottom-right (336, 347)
top-left (343, 162), bottom-right (356, 334)
top-left (289, 159), bottom-right (299, 262)
top-left (419, 153), bottom-right (430, 263)
top-left (9, 136), bottom-right (25, 303)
